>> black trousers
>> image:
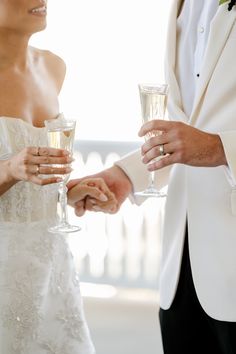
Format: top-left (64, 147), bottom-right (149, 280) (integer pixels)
top-left (159, 230), bottom-right (236, 354)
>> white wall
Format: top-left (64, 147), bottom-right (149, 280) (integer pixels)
top-left (31, 0), bottom-right (171, 141)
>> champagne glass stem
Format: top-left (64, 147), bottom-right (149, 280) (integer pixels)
top-left (150, 171), bottom-right (155, 189)
top-left (58, 182), bottom-right (69, 226)
top-left (45, 117), bottom-right (80, 233)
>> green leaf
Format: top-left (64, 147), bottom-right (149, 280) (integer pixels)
top-left (219, 0), bottom-right (229, 5)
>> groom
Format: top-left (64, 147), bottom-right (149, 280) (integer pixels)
top-left (68, 1), bottom-right (236, 353)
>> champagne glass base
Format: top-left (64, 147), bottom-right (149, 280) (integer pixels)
top-left (134, 187), bottom-right (167, 198)
top-left (48, 223), bottom-right (81, 234)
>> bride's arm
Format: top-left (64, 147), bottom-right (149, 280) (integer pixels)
top-left (0, 160), bottom-right (17, 196)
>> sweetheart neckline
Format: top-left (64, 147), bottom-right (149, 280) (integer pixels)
top-left (0, 116), bottom-right (46, 129)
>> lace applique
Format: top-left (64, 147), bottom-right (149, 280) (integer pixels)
top-left (73, 272), bottom-right (81, 288)
top-left (14, 183), bottom-right (31, 222)
top-left (49, 238), bottom-right (72, 294)
top-left (30, 234), bottom-right (55, 263)
top-left (41, 341), bottom-right (73, 354)
top-left (0, 173), bottom-right (58, 223)
top-left (50, 267), bottom-right (68, 295)
top-left (0, 195), bottom-right (12, 221)
top-left (50, 266), bottom-right (81, 298)
top-left (6, 223), bottom-right (53, 260)
top-left (14, 121), bottom-right (32, 150)
top-left (0, 264), bottom-right (43, 353)
top-left (56, 294), bottom-right (86, 342)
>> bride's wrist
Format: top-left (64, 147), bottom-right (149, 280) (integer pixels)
top-left (0, 160), bottom-right (18, 196)
top-left (4, 160), bottom-right (18, 185)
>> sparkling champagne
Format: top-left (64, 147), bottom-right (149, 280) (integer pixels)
top-left (134, 83), bottom-right (168, 198)
top-left (45, 117), bottom-right (80, 233)
top-left (139, 89), bottom-right (167, 139)
top-left (47, 127), bottom-right (75, 182)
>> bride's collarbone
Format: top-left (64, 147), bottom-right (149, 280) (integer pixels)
top-left (0, 86), bottom-right (59, 127)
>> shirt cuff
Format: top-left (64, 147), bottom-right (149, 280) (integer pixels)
top-left (114, 149), bottom-right (171, 204)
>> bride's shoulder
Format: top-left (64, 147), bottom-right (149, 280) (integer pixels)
top-left (30, 46), bottom-right (66, 92)
top-left (30, 46), bottom-right (66, 71)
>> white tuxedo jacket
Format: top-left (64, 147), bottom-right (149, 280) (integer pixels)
top-left (116, 0), bottom-right (236, 321)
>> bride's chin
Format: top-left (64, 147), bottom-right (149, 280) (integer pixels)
top-left (29, 22), bottom-right (47, 34)
top-left (37, 23), bottom-right (47, 32)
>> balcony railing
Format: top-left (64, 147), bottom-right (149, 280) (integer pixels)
top-left (68, 140), bottom-right (165, 290)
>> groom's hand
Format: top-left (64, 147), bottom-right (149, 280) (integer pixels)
top-left (67, 177), bottom-right (118, 216)
top-left (67, 165), bottom-right (132, 216)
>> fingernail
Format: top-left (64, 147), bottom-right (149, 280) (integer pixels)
top-left (63, 150), bottom-right (69, 156)
top-left (93, 206), bottom-right (102, 211)
top-left (99, 194), bottom-right (108, 202)
top-left (90, 199), bottom-right (97, 205)
top-left (56, 178), bottom-right (63, 182)
top-left (142, 157), bottom-right (147, 164)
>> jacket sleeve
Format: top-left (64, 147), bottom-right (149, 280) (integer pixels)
top-left (219, 131), bottom-right (236, 186)
top-left (114, 149), bottom-right (172, 204)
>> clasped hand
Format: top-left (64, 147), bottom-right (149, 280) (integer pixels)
top-left (66, 120), bottom-right (228, 218)
top-left (67, 166), bottom-right (132, 217)
top-left (7, 147), bottom-right (120, 213)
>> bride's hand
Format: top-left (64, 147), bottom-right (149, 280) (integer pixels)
top-left (7, 146), bottom-right (72, 185)
top-left (68, 177), bottom-right (119, 216)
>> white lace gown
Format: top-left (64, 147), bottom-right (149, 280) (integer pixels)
top-left (0, 117), bottom-right (95, 354)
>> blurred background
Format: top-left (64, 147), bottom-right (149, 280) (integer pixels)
top-left (31, 1), bottom-right (171, 353)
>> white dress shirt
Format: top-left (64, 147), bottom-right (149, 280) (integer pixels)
top-left (176, 0), bottom-right (219, 117)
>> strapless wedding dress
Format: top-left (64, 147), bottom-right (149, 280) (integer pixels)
top-left (0, 117), bottom-right (95, 354)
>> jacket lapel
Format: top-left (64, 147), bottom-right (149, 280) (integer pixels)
top-left (190, 4), bottom-right (236, 124)
top-left (165, 0), bottom-right (187, 122)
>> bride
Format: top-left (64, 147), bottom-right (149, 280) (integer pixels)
top-left (0, 1), bottom-right (117, 353)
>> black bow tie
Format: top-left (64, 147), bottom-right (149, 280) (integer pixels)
top-left (228, 0), bottom-right (236, 11)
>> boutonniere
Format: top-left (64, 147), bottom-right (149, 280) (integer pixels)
top-left (219, 0), bottom-right (236, 11)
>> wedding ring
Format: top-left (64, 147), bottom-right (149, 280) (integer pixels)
top-left (159, 144), bottom-right (165, 156)
top-left (35, 147), bottom-right (40, 156)
top-left (35, 165), bottom-right (40, 175)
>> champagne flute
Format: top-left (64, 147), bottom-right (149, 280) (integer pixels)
top-left (134, 83), bottom-right (168, 198)
top-left (45, 116), bottom-right (81, 233)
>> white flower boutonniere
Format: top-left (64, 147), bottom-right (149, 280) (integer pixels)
top-left (219, 0), bottom-right (236, 11)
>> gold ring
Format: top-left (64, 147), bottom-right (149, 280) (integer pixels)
top-left (35, 165), bottom-right (40, 175)
top-left (159, 144), bottom-right (165, 156)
